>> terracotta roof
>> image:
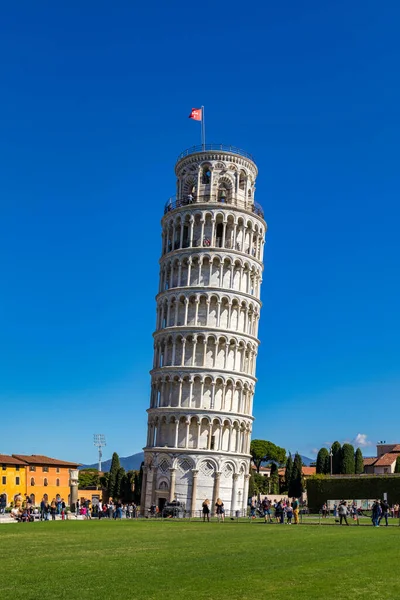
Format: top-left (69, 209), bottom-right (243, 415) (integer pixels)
top-left (374, 453), bottom-right (400, 467)
top-left (12, 454), bottom-right (80, 467)
top-left (363, 457), bottom-right (377, 466)
top-left (390, 445), bottom-right (400, 452)
top-left (302, 467), bottom-right (316, 476)
top-left (0, 454), bottom-right (27, 465)
top-left (277, 466), bottom-right (315, 476)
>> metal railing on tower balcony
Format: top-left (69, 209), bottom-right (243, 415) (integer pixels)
top-left (177, 144), bottom-right (255, 162)
top-left (164, 195), bottom-right (264, 219)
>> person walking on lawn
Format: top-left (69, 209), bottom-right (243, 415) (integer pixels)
top-left (379, 499), bottom-right (389, 526)
top-left (338, 501), bottom-right (349, 526)
top-left (372, 500), bottom-right (382, 527)
top-left (292, 498), bottom-right (299, 524)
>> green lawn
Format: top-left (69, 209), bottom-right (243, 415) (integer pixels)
top-left (1, 519), bottom-right (399, 600)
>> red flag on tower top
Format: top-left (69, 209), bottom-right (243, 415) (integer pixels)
top-left (188, 108), bottom-right (202, 121)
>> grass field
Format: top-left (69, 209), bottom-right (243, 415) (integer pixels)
top-left (1, 519), bottom-right (399, 600)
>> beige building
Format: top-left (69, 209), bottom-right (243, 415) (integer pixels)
top-left (363, 444), bottom-right (400, 475)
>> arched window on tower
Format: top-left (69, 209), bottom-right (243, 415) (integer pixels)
top-left (202, 166), bottom-right (211, 185)
top-left (44, 478), bottom-right (48, 487)
top-left (218, 184), bottom-right (228, 203)
top-left (239, 170), bottom-right (246, 190)
top-left (30, 478), bottom-right (35, 486)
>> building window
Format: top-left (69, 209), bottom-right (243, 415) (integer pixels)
top-left (202, 166), bottom-right (211, 185)
top-left (30, 466), bottom-right (36, 472)
top-left (31, 478), bottom-right (35, 486)
top-left (56, 479), bottom-right (60, 487)
top-left (16, 477), bottom-right (20, 485)
top-left (56, 468), bottom-right (60, 474)
top-left (44, 478), bottom-right (48, 487)
top-left (384, 468), bottom-right (388, 474)
top-left (42, 466), bottom-right (49, 473)
top-left (2, 477), bottom-right (6, 485)
top-left (2, 465), bottom-right (6, 470)
top-left (16, 465), bottom-right (20, 471)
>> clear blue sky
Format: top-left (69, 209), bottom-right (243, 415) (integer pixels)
top-left (1, 1), bottom-right (399, 463)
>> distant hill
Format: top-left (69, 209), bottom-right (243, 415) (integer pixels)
top-left (80, 452), bottom-right (314, 472)
top-left (80, 452), bottom-right (144, 472)
top-left (300, 455), bottom-right (313, 467)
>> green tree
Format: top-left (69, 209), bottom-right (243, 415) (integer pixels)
top-left (250, 439), bottom-right (286, 473)
top-left (355, 448), bottom-right (364, 474)
top-left (341, 443), bottom-right (355, 474)
top-left (115, 466), bottom-right (126, 499)
top-left (395, 456), bottom-right (400, 474)
top-left (135, 463), bottom-right (144, 505)
top-left (289, 453), bottom-right (304, 498)
top-left (284, 453), bottom-right (293, 491)
top-left (107, 452), bottom-right (121, 499)
top-left (316, 448), bottom-right (330, 475)
top-left (331, 441), bottom-right (342, 474)
top-left (269, 463), bottom-right (279, 494)
top-left (78, 468), bottom-right (99, 489)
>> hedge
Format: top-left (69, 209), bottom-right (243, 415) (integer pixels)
top-left (307, 475), bottom-right (400, 511)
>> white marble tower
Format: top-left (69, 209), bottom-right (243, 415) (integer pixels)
top-left (141, 144), bottom-right (266, 516)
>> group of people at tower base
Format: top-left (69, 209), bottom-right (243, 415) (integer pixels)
top-left (321, 499), bottom-right (394, 526)
top-left (249, 498), bottom-right (300, 524)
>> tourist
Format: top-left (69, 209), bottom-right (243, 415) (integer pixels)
top-left (262, 497), bottom-right (271, 523)
top-left (371, 500), bottom-right (381, 527)
top-left (276, 500), bottom-right (284, 524)
top-left (49, 498), bottom-right (56, 521)
top-left (76, 499), bottom-right (80, 518)
top-left (250, 500), bottom-right (256, 519)
top-left (202, 499), bottom-right (210, 522)
top-left (338, 501), bottom-right (349, 526)
top-left (292, 498), bottom-right (299, 524)
top-left (286, 503), bottom-right (293, 524)
top-left (379, 499), bottom-right (389, 527)
top-left (215, 498), bottom-right (225, 522)
top-left (61, 498), bottom-right (67, 520)
top-left (321, 503), bottom-right (328, 518)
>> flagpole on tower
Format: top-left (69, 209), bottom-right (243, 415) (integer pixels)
top-left (201, 105), bottom-right (205, 150)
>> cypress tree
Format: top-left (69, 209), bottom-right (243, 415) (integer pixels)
top-left (355, 448), bottom-right (364, 474)
top-left (284, 453), bottom-right (293, 491)
top-left (289, 453), bottom-right (304, 498)
top-left (331, 441), bottom-right (341, 474)
top-left (107, 452), bottom-right (121, 499)
top-left (269, 463), bottom-right (279, 494)
top-left (316, 448), bottom-right (329, 474)
top-left (115, 466), bottom-right (126, 499)
top-left (341, 443), bottom-right (355, 474)
top-left (395, 456), bottom-right (400, 474)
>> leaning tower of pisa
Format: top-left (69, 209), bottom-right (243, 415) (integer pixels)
top-left (141, 144), bottom-right (266, 516)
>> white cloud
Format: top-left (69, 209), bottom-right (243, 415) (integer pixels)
top-left (353, 433), bottom-right (373, 448)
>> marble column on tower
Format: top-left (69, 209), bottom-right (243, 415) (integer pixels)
top-left (169, 468), bottom-right (177, 502)
top-left (212, 471), bottom-right (221, 514)
top-left (190, 469), bottom-right (199, 517)
top-left (231, 473), bottom-right (239, 514)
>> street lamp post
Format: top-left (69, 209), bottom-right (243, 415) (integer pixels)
top-left (330, 448), bottom-right (333, 475)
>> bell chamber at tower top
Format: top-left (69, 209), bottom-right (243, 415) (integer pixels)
top-left (162, 147), bottom-right (266, 261)
top-left (164, 146), bottom-right (264, 220)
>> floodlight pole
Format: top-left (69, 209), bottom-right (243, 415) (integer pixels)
top-left (93, 434), bottom-right (106, 472)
